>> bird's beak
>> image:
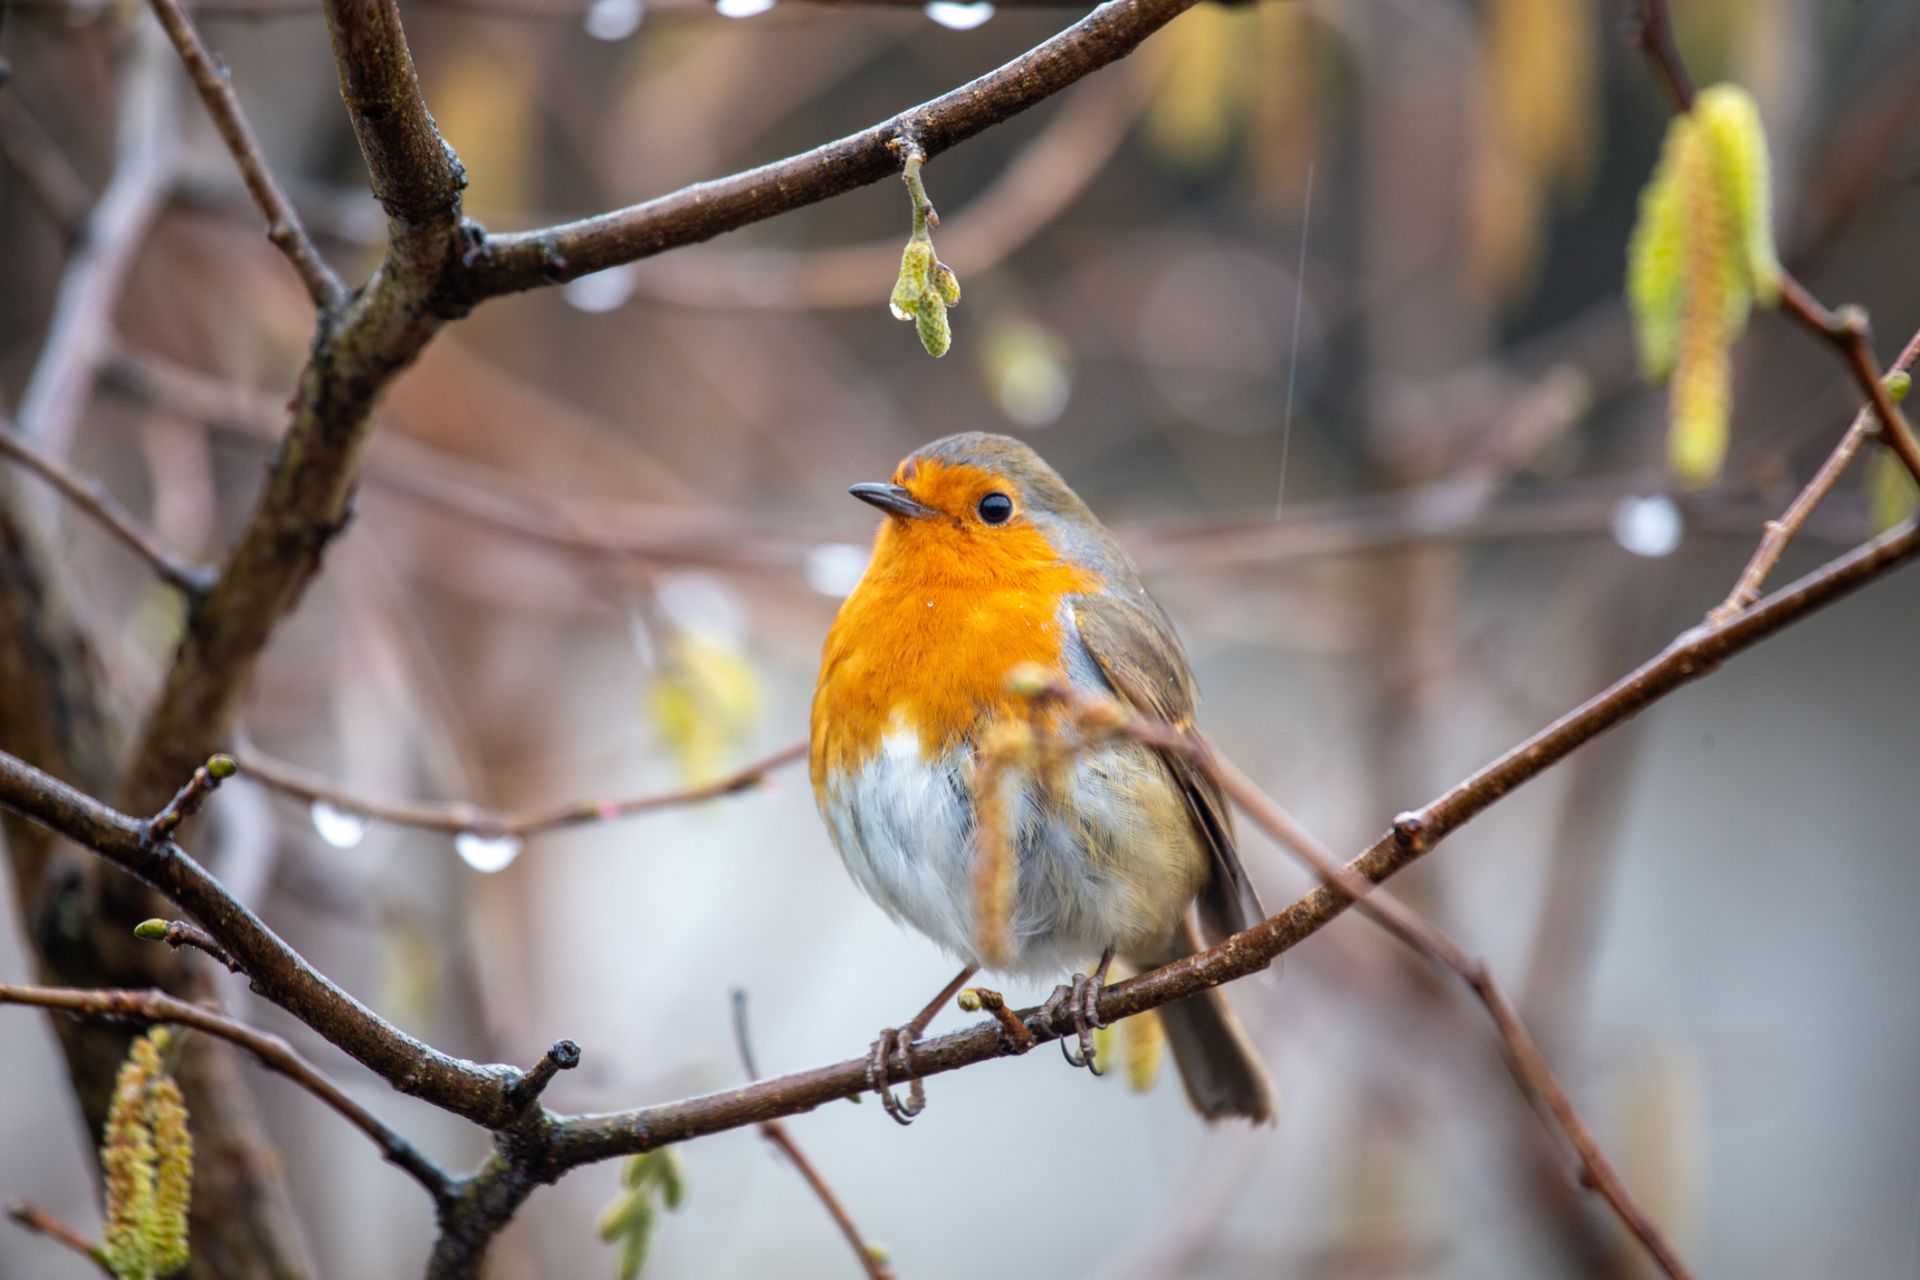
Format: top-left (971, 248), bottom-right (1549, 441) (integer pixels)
top-left (849, 482), bottom-right (938, 520)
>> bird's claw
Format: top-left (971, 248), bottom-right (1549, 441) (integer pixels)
top-left (867, 1026), bottom-right (926, 1125)
top-left (1043, 967), bottom-right (1108, 1074)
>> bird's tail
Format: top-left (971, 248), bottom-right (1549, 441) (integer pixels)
top-left (1135, 918), bottom-right (1275, 1123)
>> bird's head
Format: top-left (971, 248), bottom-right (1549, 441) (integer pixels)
top-left (848, 433), bottom-right (1128, 588)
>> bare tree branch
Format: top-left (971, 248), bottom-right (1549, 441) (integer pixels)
top-left (1712, 325), bottom-right (1920, 621)
top-left (0, 101), bottom-right (92, 241)
top-left (13, 25), bottom-right (175, 459)
top-left (465, 0), bottom-right (1204, 296)
top-left (0, 752), bottom-right (527, 1128)
top-left (232, 743), bottom-right (805, 838)
top-left (732, 990), bottom-right (894, 1280)
top-left (6, 1202), bottom-right (112, 1276)
top-left (135, 918), bottom-right (243, 973)
top-left (146, 0), bottom-right (346, 308)
top-left (115, 0), bottom-right (1193, 818)
top-left (0, 983), bottom-right (455, 1204)
top-left (0, 420), bottom-right (214, 596)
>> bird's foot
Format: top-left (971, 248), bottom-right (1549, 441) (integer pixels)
top-left (864, 965), bottom-right (976, 1125)
top-left (866, 1026), bottom-right (926, 1125)
top-left (1042, 945), bottom-right (1115, 1074)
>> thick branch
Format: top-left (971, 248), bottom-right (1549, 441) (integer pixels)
top-left (0, 983), bottom-right (454, 1203)
top-left (0, 754), bottom-right (527, 1128)
top-left (319, 0), bottom-right (465, 244)
top-left (466, 0), bottom-right (1203, 296)
top-left (117, 0), bottom-right (472, 814)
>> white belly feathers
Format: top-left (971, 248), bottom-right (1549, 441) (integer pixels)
top-left (824, 725), bottom-right (1196, 978)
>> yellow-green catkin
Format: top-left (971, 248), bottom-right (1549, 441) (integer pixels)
top-left (889, 153), bottom-right (961, 357)
top-left (1124, 1009), bottom-right (1167, 1093)
top-left (101, 1029), bottom-right (192, 1280)
top-left (148, 1079), bottom-right (192, 1275)
top-left (1626, 83), bottom-right (1780, 487)
top-left (599, 1151), bottom-right (685, 1280)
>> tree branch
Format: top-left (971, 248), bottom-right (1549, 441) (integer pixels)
top-left (0, 753), bottom-right (528, 1129)
top-left (6, 1202), bottom-right (111, 1276)
top-left (320, 0), bottom-right (465, 247)
top-left (232, 742), bottom-right (804, 838)
top-left (1192, 748), bottom-right (1689, 1279)
top-left (146, 0), bottom-right (346, 308)
top-left (1711, 324), bottom-right (1920, 620)
top-left (465, 0), bottom-right (1204, 296)
top-left (13, 24), bottom-right (175, 459)
top-left (0, 983), bottom-right (455, 1204)
top-left (997, 673), bottom-right (1694, 1278)
top-left (0, 421), bottom-right (215, 597)
top-left (732, 990), bottom-right (894, 1280)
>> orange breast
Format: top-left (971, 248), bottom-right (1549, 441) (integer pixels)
top-left (811, 516), bottom-right (1100, 796)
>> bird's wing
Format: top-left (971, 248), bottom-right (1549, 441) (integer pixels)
top-left (1066, 591), bottom-right (1264, 941)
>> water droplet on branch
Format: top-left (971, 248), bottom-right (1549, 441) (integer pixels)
top-left (923, 0), bottom-right (993, 28)
top-left (310, 801), bottom-right (370, 849)
top-left (564, 264), bottom-right (637, 314)
top-left (455, 830), bottom-right (524, 874)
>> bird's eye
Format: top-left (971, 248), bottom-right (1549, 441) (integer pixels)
top-left (977, 492), bottom-right (1014, 524)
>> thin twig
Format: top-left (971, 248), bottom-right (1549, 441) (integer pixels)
top-left (134, 917), bottom-right (243, 972)
top-left (0, 422), bottom-right (215, 597)
top-left (1710, 323), bottom-right (1920, 620)
top-left (506, 1040), bottom-right (581, 1114)
top-left (0, 103), bottom-right (93, 240)
top-left (0, 984), bottom-right (455, 1204)
top-left (13, 23), bottom-right (175, 459)
top-left (731, 991), bottom-right (895, 1280)
top-left (1003, 679), bottom-right (1690, 1277)
top-left (5, 1203), bottom-right (111, 1276)
top-left (147, 752), bottom-right (236, 840)
top-left (1204, 753), bottom-right (1692, 1279)
top-left (145, 0), bottom-right (345, 308)
top-left (233, 742), bottom-right (805, 838)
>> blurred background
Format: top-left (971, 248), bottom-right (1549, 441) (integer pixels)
top-left (4, 0), bottom-right (1920, 1275)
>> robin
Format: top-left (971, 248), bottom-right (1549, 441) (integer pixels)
top-left (810, 432), bottom-right (1275, 1123)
